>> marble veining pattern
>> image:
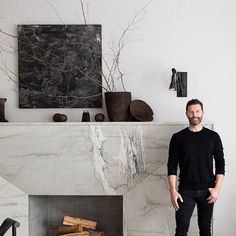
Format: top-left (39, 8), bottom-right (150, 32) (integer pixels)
top-left (89, 126), bottom-right (116, 195)
top-left (0, 123), bottom-right (212, 236)
top-left (18, 25), bottom-right (102, 108)
top-left (0, 176), bottom-right (28, 236)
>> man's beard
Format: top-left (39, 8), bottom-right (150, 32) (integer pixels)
top-left (188, 117), bottom-right (202, 126)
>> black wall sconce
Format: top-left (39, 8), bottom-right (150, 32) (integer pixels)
top-left (169, 68), bottom-right (187, 97)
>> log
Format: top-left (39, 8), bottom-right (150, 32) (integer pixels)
top-left (59, 232), bottom-right (89, 236)
top-left (83, 228), bottom-right (105, 236)
top-left (63, 216), bottom-right (97, 230)
top-left (58, 225), bottom-right (83, 235)
top-left (87, 229), bottom-right (105, 236)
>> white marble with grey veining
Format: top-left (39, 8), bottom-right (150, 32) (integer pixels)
top-left (0, 123), bottom-right (213, 236)
top-left (0, 176), bottom-right (28, 236)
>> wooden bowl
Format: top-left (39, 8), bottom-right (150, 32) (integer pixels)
top-left (129, 100), bottom-right (153, 121)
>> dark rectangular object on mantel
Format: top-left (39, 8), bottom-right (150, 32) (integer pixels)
top-left (18, 24), bottom-right (102, 108)
top-left (29, 195), bottom-right (123, 236)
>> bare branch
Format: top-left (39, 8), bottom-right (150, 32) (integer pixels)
top-left (45, 0), bottom-right (64, 24)
top-left (0, 0), bottom-right (153, 95)
top-left (101, 56), bottom-right (112, 91)
top-left (80, 0), bottom-right (87, 24)
top-left (0, 29), bottom-right (17, 38)
top-left (106, 0), bottom-right (153, 91)
top-left (0, 66), bottom-right (17, 84)
top-left (0, 64), bottom-right (18, 93)
top-left (117, 65), bottom-right (126, 91)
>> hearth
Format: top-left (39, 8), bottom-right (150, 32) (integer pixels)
top-left (29, 195), bottom-right (123, 236)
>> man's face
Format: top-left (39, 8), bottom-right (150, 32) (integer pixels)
top-left (186, 104), bottom-right (204, 126)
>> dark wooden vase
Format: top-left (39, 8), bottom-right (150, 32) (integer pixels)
top-left (0, 98), bottom-right (8, 122)
top-left (105, 92), bottom-right (131, 121)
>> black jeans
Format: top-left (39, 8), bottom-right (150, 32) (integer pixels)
top-left (175, 188), bottom-right (214, 236)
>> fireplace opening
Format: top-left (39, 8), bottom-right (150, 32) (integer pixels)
top-left (29, 195), bottom-right (123, 236)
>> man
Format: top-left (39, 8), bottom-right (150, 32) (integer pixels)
top-left (167, 99), bottom-right (225, 236)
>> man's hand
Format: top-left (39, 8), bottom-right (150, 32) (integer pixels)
top-left (170, 189), bottom-right (183, 210)
top-left (207, 188), bottom-right (219, 203)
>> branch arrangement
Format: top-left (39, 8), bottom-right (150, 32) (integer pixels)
top-left (0, 0), bottom-right (153, 95)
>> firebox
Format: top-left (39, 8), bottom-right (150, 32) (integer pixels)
top-left (29, 195), bottom-right (123, 236)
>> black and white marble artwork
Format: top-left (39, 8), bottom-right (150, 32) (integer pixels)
top-left (18, 25), bottom-right (102, 108)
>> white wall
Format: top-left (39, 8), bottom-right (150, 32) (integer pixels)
top-left (0, 0), bottom-right (235, 235)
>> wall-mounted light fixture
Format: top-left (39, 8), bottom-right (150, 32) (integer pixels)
top-left (169, 68), bottom-right (187, 97)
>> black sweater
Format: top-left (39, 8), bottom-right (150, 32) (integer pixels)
top-left (167, 127), bottom-right (225, 190)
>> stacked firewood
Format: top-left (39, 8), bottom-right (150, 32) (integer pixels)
top-left (57, 216), bottom-right (105, 236)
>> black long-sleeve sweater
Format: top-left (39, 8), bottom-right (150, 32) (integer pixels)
top-left (167, 127), bottom-right (225, 190)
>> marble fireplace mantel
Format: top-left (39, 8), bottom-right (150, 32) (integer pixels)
top-left (0, 122), bottom-right (213, 236)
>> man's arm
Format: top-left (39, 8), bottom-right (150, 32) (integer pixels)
top-left (207, 133), bottom-right (225, 203)
top-left (168, 175), bottom-right (183, 210)
top-left (207, 174), bottom-right (224, 203)
top-left (213, 133), bottom-right (225, 175)
top-left (167, 134), bottom-right (183, 210)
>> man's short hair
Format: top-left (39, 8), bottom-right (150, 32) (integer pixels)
top-left (186, 99), bottom-right (203, 111)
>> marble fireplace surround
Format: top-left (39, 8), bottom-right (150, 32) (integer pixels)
top-left (0, 122), bottom-right (213, 236)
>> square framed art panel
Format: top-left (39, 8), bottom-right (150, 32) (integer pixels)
top-left (18, 24), bottom-right (102, 108)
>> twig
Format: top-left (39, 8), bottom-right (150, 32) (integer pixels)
top-left (0, 0), bottom-right (153, 94)
top-left (0, 66), bottom-right (17, 84)
top-left (80, 0), bottom-right (87, 24)
top-left (107, 0), bottom-right (153, 91)
top-left (0, 29), bottom-right (17, 38)
top-left (0, 65), bottom-right (18, 93)
top-left (101, 56), bottom-right (112, 91)
top-left (46, 0), bottom-right (64, 24)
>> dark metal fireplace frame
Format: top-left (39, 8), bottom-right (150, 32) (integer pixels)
top-left (0, 218), bottom-right (20, 236)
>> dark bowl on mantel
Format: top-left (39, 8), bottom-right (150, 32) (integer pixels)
top-left (129, 99), bottom-right (153, 121)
